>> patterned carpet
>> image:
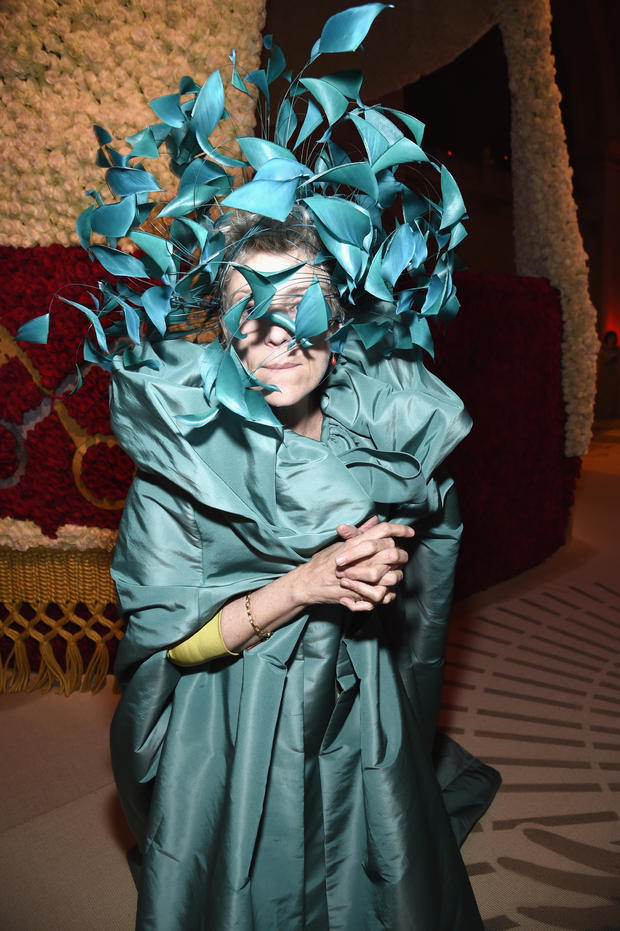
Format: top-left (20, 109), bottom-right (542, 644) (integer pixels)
top-left (449, 423), bottom-right (620, 931)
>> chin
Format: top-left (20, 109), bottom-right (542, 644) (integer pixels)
top-left (265, 391), bottom-right (297, 409)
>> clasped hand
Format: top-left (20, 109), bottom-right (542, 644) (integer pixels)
top-left (300, 515), bottom-right (414, 612)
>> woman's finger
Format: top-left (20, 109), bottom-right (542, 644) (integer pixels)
top-left (336, 515), bottom-right (379, 540)
top-left (381, 592), bottom-right (397, 604)
top-left (335, 535), bottom-right (410, 568)
top-left (339, 596), bottom-right (375, 612)
top-left (337, 546), bottom-right (409, 572)
top-left (336, 565), bottom-right (404, 585)
top-left (339, 577), bottom-right (389, 604)
top-left (358, 521), bottom-right (414, 541)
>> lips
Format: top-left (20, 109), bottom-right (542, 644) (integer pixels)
top-left (262, 363), bottom-right (299, 370)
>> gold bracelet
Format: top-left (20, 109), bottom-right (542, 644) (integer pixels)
top-left (245, 592), bottom-right (272, 641)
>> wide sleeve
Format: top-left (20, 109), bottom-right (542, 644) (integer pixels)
top-left (391, 470), bottom-right (463, 749)
top-left (109, 472), bottom-right (240, 846)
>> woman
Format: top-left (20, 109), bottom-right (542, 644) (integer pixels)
top-left (8, 7), bottom-right (499, 925)
top-left (109, 208), bottom-right (498, 930)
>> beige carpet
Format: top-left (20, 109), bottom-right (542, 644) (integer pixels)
top-left (1, 423), bottom-right (619, 930)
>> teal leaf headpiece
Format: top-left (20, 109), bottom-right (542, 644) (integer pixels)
top-left (17, 3), bottom-right (468, 429)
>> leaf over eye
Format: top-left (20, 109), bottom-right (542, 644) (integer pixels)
top-left (223, 296), bottom-right (252, 338)
top-left (294, 277), bottom-right (330, 341)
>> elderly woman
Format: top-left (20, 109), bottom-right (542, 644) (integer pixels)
top-left (9, 7), bottom-right (499, 927)
top-left (109, 207), bottom-right (497, 930)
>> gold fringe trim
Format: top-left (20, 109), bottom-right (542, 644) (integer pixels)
top-left (0, 547), bottom-right (123, 695)
top-left (0, 546), bottom-right (115, 603)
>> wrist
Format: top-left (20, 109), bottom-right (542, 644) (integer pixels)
top-left (284, 562), bottom-right (313, 612)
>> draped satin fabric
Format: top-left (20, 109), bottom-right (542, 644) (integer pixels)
top-left (109, 333), bottom-right (498, 930)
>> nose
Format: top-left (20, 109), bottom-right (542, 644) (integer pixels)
top-left (264, 323), bottom-right (289, 348)
top-left (262, 310), bottom-right (296, 344)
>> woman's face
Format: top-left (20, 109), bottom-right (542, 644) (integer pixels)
top-left (223, 249), bottom-right (332, 411)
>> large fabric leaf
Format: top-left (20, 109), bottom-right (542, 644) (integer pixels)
top-left (75, 205), bottom-right (95, 250)
top-left (409, 313), bottom-right (434, 355)
top-left (90, 195), bottom-right (137, 238)
top-left (192, 71), bottom-right (226, 151)
top-left (439, 164), bottom-right (467, 230)
top-left (448, 221), bottom-right (467, 251)
top-left (230, 50), bottom-right (252, 96)
top-left (232, 263), bottom-right (306, 311)
top-left (295, 100), bottom-right (324, 149)
top-left (222, 178), bottom-right (300, 222)
top-left (311, 162), bottom-right (379, 201)
top-left (16, 313), bottom-right (50, 344)
top-left (245, 69), bottom-right (270, 111)
top-left (264, 36), bottom-right (287, 84)
top-left (275, 99), bottom-right (298, 147)
top-left (364, 243), bottom-right (392, 302)
top-left (129, 231), bottom-right (175, 274)
top-left (202, 140), bottom-right (248, 169)
top-left (303, 195), bottom-right (372, 250)
top-left (294, 277), bottom-right (330, 341)
top-left (90, 245), bottom-right (149, 278)
top-left (260, 310), bottom-right (296, 336)
top-left (310, 216), bottom-right (368, 281)
top-left (149, 93), bottom-right (186, 127)
top-left (106, 167), bottom-right (162, 196)
top-left (215, 349), bottom-right (250, 418)
top-left (299, 78), bottom-right (348, 126)
top-left (383, 107), bottom-right (425, 146)
top-left (142, 285), bottom-right (172, 335)
top-left (420, 272), bottom-right (449, 318)
top-left (347, 113), bottom-right (389, 163)
top-left (311, 3), bottom-right (390, 57)
top-left (158, 181), bottom-right (230, 218)
top-left (237, 137), bottom-right (299, 170)
top-left (364, 106), bottom-right (404, 146)
top-left (170, 218), bottom-right (209, 254)
top-left (382, 224), bottom-right (416, 287)
top-left (179, 158), bottom-right (231, 190)
top-left (322, 70), bottom-right (364, 100)
top-left (223, 297), bottom-right (251, 339)
top-left (120, 300), bottom-right (143, 346)
top-left (126, 128), bottom-right (161, 160)
top-left (93, 124), bottom-right (112, 145)
top-left (253, 158), bottom-right (310, 182)
top-left (372, 138), bottom-right (428, 173)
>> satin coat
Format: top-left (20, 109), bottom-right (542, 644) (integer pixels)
top-left (109, 333), bottom-right (499, 930)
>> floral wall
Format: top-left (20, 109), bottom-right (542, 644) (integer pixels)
top-left (0, 0), bottom-right (266, 246)
top-left (496, 0), bottom-right (599, 457)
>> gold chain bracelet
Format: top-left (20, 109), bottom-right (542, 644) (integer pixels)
top-left (245, 592), bottom-right (272, 641)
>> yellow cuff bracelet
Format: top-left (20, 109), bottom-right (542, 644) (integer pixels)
top-left (167, 610), bottom-right (239, 666)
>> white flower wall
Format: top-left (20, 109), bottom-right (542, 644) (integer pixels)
top-left (497, 0), bottom-right (599, 456)
top-left (0, 0), bottom-right (266, 247)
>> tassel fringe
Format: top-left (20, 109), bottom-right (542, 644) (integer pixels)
top-left (1, 600), bottom-right (123, 695)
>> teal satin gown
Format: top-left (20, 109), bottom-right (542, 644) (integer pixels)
top-left (109, 333), bottom-right (499, 930)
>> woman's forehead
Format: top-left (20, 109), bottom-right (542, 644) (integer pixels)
top-left (226, 248), bottom-right (318, 299)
